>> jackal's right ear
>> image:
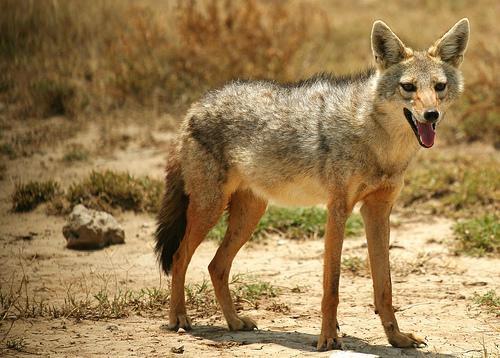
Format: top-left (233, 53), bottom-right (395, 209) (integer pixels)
top-left (371, 21), bottom-right (412, 70)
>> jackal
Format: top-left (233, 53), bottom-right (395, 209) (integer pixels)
top-left (156, 18), bottom-right (469, 351)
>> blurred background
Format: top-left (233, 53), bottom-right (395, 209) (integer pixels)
top-left (0, 0), bottom-right (498, 147)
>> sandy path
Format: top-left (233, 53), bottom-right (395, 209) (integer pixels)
top-left (1, 209), bottom-right (498, 357)
top-left (0, 122), bottom-right (498, 357)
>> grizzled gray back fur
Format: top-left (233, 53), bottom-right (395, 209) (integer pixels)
top-left (186, 69), bottom-right (381, 185)
top-left (182, 66), bottom-right (418, 208)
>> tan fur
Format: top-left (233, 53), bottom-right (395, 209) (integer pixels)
top-left (209, 189), bottom-right (267, 330)
top-left (155, 18), bottom-right (470, 351)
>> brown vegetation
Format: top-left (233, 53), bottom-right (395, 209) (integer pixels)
top-left (0, 0), bottom-right (497, 146)
top-left (0, 0), bottom-right (327, 117)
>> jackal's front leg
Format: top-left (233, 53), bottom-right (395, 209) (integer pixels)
top-left (361, 189), bottom-right (426, 348)
top-left (317, 201), bottom-right (349, 351)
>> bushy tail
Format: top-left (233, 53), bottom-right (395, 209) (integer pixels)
top-left (155, 152), bottom-right (189, 275)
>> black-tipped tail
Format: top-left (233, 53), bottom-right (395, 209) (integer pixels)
top-left (155, 156), bottom-right (189, 274)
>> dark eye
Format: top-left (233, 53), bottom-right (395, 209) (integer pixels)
top-left (400, 83), bottom-right (416, 92)
top-left (435, 82), bottom-right (447, 91)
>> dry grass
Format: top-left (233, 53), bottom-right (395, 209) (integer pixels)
top-left (391, 252), bottom-right (460, 277)
top-left (5, 337), bottom-right (27, 352)
top-left (453, 215), bottom-right (499, 257)
top-left (66, 170), bottom-right (163, 214)
top-left (231, 274), bottom-right (277, 309)
top-left (11, 180), bottom-right (61, 212)
top-left (2, 0), bottom-right (497, 148)
top-left (208, 209), bottom-right (363, 242)
top-left (185, 274), bottom-right (279, 317)
top-left (265, 302), bottom-right (290, 314)
top-left (0, 117), bottom-right (82, 159)
top-left (1, 271), bottom-right (278, 322)
top-left (0, 0), bottom-right (327, 118)
top-left (341, 256), bottom-right (368, 276)
top-left (62, 144), bottom-right (89, 163)
top-left (0, 275), bottom-right (170, 321)
top-left (473, 290), bottom-right (500, 316)
top-left (401, 153), bottom-right (499, 218)
top-left (11, 171), bottom-right (163, 214)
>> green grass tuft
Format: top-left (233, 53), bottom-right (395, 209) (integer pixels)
top-left (66, 170), bottom-right (163, 213)
top-left (6, 337), bottom-right (26, 352)
top-left (345, 214), bottom-right (364, 237)
top-left (208, 207), bottom-right (363, 242)
top-left (62, 144), bottom-right (89, 162)
top-left (473, 290), bottom-right (500, 316)
top-left (255, 207), bottom-right (328, 239)
top-left (29, 78), bottom-right (76, 117)
top-left (184, 275), bottom-right (278, 316)
top-left (453, 215), bottom-right (499, 256)
top-left (231, 274), bottom-right (277, 304)
top-left (185, 279), bottom-right (215, 311)
top-left (11, 180), bottom-right (60, 212)
top-left (401, 158), bottom-right (499, 218)
top-left (342, 256), bottom-right (368, 275)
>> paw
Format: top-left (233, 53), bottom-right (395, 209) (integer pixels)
top-left (168, 313), bottom-right (192, 331)
top-left (389, 331), bottom-right (426, 348)
top-left (228, 316), bottom-right (258, 331)
top-left (316, 335), bottom-right (344, 351)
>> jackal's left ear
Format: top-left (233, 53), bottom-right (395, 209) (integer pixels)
top-left (428, 18), bottom-right (470, 67)
top-left (371, 21), bottom-right (412, 70)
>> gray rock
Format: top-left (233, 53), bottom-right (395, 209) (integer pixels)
top-left (63, 204), bottom-right (125, 249)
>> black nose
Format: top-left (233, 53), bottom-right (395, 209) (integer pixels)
top-left (424, 110), bottom-right (439, 122)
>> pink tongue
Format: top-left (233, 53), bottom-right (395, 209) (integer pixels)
top-left (416, 122), bottom-right (435, 148)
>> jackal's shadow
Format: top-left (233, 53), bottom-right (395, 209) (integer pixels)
top-left (186, 325), bottom-right (457, 357)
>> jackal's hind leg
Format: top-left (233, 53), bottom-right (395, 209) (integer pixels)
top-left (208, 189), bottom-right (267, 331)
top-left (169, 197), bottom-right (227, 331)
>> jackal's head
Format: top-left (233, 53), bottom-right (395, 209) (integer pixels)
top-left (371, 18), bottom-right (470, 148)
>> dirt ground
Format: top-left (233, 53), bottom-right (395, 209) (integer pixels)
top-left (0, 119), bottom-right (498, 357)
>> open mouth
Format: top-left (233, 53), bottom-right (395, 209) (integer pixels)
top-left (403, 108), bottom-right (436, 148)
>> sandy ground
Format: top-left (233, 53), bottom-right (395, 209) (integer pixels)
top-left (0, 120), bottom-right (499, 357)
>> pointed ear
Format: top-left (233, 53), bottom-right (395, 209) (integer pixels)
top-left (371, 20), bottom-right (412, 70)
top-left (428, 18), bottom-right (470, 67)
